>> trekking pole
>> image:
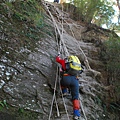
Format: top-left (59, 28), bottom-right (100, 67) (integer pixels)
top-left (79, 94), bottom-right (87, 120)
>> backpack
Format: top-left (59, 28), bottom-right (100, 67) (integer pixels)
top-left (65, 55), bottom-right (82, 76)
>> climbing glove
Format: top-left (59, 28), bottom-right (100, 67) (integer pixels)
top-left (57, 52), bottom-right (60, 56)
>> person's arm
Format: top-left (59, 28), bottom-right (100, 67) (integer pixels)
top-left (56, 56), bottom-right (66, 70)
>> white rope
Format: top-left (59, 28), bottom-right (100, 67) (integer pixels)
top-left (42, 2), bottom-right (70, 119)
top-left (61, 4), bottom-right (64, 35)
top-left (79, 94), bottom-right (87, 120)
top-left (44, 1), bottom-right (69, 57)
top-left (55, 92), bottom-right (60, 117)
top-left (48, 67), bottom-right (59, 120)
top-left (57, 4), bottom-right (70, 118)
top-left (61, 9), bottom-right (89, 120)
top-left (65, 20), bottom-right (89, 119)
top-left (58, 68), bottom-right (70, 120)
top-left (42, 1), bottom-right (87, 120)
top-left (64, 19), bottom-right (91, 70)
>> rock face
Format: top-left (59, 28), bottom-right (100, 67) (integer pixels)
top-left (0, 1), bottom-right (119, 120)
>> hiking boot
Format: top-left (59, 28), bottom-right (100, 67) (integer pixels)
top-left (61, 92), bottom-right (71, 98)
top-left (73, 109), bottom-right (80, 120)
top-left (62, 88), bottom-right (68, 94)
top-left (62, 92), bottom-right (70, 97)
top-left (73, 115), bottom-right (80, 120)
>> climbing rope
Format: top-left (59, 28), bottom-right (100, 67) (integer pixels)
top-left (56, 5), bottom-right (70, 119)
top-left (42, 1), bottom-right (70, 119)
top-left (61, 4), bottom-right (64, 35)
top-left (42, 1), bottom-right (88, 120)
top-left (79, 94), bottom-right (88, 120)
top-left (63, 18), bottom-right (89, 120)
top-left (63, 20), bottom-right (88, 120)
top-left (58, 64), bottom-right (70, 120)
top-left (64, 19), bottom-right (91, 70)
top-left (48, 67), bottom-right (59, 120)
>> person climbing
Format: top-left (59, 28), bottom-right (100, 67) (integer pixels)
top-left (56, 54), bottom-right (83, 120)
top-left (54, 0), bottom-right (59, 3)
top-left (60, 0), bottom-right (66, 4)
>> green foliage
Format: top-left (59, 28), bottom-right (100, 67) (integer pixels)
top-left (69, 0), bottom-right (115, 25)
top-left (18, 108), bottom-right (24, 113)
top-left (0, 0), bottom-right (55, 66)
top-left (3, 0), bottom-right (46, 29)
top-left (0, 99), bottom-right (39, 119)
top-left (112, 24), bottom-right (120, 34)
top-left (0, 0), bottom-right (54, 54)
top-left (0, 101), bottom-right (4, 107)
top-left (3, 100), bottom-right (8, 109)
top-left (12, 0), bottom-right (45, 25)
top-left (0, 100), bottom-right (8, 110)
top-left (101, 35), bottom-right (120, 104)
top-left (16, 107), bottom-right (40, 120)
top-left (94, 1), bottom-right (115, 27)
top-left (110, 103), bottom-right (120, 112)
top-left (95, 96), bottom-right (102, 106)
top-left (104, 36), bottom-right (120, 71)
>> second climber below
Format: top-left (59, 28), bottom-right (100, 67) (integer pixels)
top-left (56, 53), bottom-right (83, 120)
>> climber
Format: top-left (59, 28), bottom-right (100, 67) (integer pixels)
top-left (56, 54), bottom-right (83, 120)
top-left (60, 0), bottom-right (66, 4)
top-left (54, 0), bottom-right (59, 3)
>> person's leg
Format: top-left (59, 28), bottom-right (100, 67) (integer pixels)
top-left (73, 99), bottom-right (80, 119)
top-left (70, 76), bottom-right (81, 119)
top-left (61, 86), bottom-right (67, 94)
top-left (70, 76), bottom-right (79, 100)
top-left (60, 76), bottom-right (71, 95)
